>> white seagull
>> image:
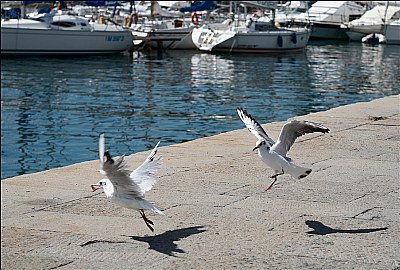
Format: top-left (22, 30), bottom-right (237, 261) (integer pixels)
top-left (91, 134), bottom-right (164, 232)
top-left (237, 107), bottom-right (330, 190)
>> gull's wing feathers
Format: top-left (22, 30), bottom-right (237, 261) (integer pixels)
top-left (130, 141), bottom-right (161, 194)
top-left (102, 152), bottom-right (144, 197)
top-left (237, 107), bottom-right (275, 147)
top-left (273, 120), bottom-right (330, 157)
top-left (99, 133), bottom-right (106, 175)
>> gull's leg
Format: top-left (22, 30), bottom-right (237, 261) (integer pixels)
top-left (139, 209), bottom-right (154, 232)
top-left (266, 170), bottom-right (284, 191)
top-left (142, 211), bottom-right (154, 225)
top-left (266, 176), bottom-right (278, 191)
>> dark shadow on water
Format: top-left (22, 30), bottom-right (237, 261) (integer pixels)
top-left (306, 220), bottom-right (388, 235)
top-left (307, 39), bottom-right (351, 46)
top-left (130, 225), bottom-right (206, 256)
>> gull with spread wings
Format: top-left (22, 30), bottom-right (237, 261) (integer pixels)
top-left (237, 107), bottom-right (330, 190)
top-left (91, 134), bottom-right (164, 232)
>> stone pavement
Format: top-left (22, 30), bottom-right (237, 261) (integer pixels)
top-left (1, 95), bottom-right (399, 270)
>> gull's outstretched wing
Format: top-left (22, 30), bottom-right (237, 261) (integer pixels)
top-left (130, 141), bottom-right (161, 194)
top-left (99, 133), bottom-right (106, 175)
top-left (99, 134), bottom-right (143, 197)
top-left (273, 120), bottom-right (330, 157)
top-left (102, 152), bottom-right (145, 197)
top-left (237, 107), bottom-right (275, 147)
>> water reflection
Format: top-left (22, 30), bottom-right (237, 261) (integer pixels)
top-left (1, 43), bottom-right (399, 179)
top-left (190, 51), bottom-right (323, 119)
top-left (307, 43), bottom-right (399, 95)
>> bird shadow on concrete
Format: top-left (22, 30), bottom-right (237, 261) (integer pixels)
top-left (130, 225), bottom-right (206, 256)
top-left (305, 220), bottom-right (388, 235)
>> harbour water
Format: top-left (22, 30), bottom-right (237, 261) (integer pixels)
top-left (1, 41), bottom-right (399, 180)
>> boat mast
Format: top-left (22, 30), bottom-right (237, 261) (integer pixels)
top-left (383, 1), bottom-right (389, 35)
top-left (383, 1), bottom-right (389, 23)
top-left (150, 1), bottom-right (155, 20)
top-left (21, 1), bottom-right (26, 18)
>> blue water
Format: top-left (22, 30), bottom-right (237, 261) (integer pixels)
top-left (1, 42), bottom-right (399, 179)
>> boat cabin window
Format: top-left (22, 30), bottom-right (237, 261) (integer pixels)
top-left (81, 23), bottom-right (87, 26)
top-left (174, 20), bottom-right (183, 28)
top-left (51, 21), bottom-right (76, 27)
top-left (348, 14), bottom-right (362, 22)
top-left (254, 22), bottom-right (278, 31)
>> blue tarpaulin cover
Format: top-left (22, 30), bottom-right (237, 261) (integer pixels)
top-left (85, 1), bottom-right (120, 7)
top-left (180, 1), bottom-right (216, 13)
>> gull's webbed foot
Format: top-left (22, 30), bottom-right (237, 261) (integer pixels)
top-left (140, 209), bottom-right (155, 232)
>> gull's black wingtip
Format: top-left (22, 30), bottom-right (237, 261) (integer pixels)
top-left (104, 150), bottom-right (114, 163)
top-left (237, 107), bottom-right (249, 116)
top-left (322, 126), bottom-right (330, 133)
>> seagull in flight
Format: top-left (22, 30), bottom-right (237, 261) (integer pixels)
top-left (237, 107), bottom-right (330, 190)
top-left (91, 134), bottom-right (164, 232)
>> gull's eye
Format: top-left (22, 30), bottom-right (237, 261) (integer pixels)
top-left (100, 181), bottom-right (106, 186)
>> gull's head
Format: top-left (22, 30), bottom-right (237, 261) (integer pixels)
top-left (91, 179), bottom-right (108, 192)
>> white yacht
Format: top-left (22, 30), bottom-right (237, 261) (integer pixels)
top-left (128, 0), bottom-right (217, 50)
top-left (191, 1), bottom-right (311, 53)
top-left (130, 18), bottom-right (196, 50)
top-left (1, 10), bottom-right (133, 56)
top-left (290, 1), bottom-right (366, 39)
top-left (343, 4), bottom-right (400, 41)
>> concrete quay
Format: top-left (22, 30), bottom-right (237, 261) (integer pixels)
top-left (1, 95), bottom-right (399, 270)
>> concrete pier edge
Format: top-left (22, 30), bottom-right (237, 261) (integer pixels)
top-left (2, 95), bottom-right (399, 270)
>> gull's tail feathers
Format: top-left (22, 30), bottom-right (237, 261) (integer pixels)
top-left (141, 199), bottom-right (165, 215)
top-left (287, 164), bottom-right (312, 180)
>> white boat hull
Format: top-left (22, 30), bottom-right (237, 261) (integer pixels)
top-left (1, 19), bottom-right (133, 56)
top-left (192, 26), bottom-right (310, 53)
top-left (132, 28), bottom-right (195, 50)
top-left (385, 23), bottom-right (400, 45)
top-left (345, 30), bottom-right (366, 41)
top-left (345, 24), bottom-right (384, 41)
